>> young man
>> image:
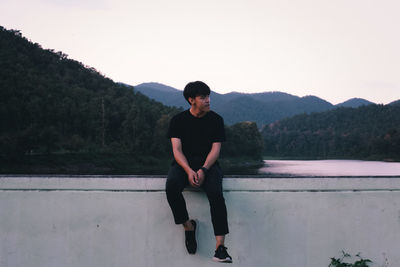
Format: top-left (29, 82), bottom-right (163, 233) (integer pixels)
top-left (166, 81), bottom-right (232, 263)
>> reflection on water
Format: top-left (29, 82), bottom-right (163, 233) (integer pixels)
top-left (258, 160), bottom-right (400, 176)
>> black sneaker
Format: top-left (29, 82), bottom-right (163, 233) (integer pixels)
top-left (185, 220), bottom-right (197, 254)
top-left (213, 245), bottom-right (232, 263)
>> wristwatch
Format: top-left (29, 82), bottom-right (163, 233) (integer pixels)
top-left (200, 167), bottom-right (209, 174)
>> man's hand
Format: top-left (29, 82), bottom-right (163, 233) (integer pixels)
top-left (196, 169), bottom-right (206, 187)
top-left (187, 169), bottom-right (200, 187)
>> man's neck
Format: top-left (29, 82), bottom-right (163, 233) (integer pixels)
top-left (189, 107), bottom-right (207, 118)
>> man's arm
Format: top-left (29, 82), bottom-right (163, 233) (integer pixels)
top-left (196, 142), bottom-right (222, 185)
top-left (171, 138), bottom-right (200, 187)
top-left (202, 142), bottom-right (222, 170)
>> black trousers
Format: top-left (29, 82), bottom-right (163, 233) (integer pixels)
top-left (165, 162), bottom-right (229, 236)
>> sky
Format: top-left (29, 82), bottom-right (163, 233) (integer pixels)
top-left (1, 0), bottom-right (399, 104)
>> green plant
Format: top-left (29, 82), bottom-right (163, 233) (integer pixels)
top-left (329, 251), bottom-right (372, 267)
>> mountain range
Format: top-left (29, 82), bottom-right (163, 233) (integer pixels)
top-left (2, 24), bottom-right (398, 166)
top-left (133, 82), bottom-right (386, 127)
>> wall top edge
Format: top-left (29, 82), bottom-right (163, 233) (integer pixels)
top-left (1, 176), bottom-right (400, 191)
top-left (1, 175), bottom-right (400, 178)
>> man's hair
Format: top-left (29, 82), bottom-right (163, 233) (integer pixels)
top-left (183, 81), bottom-right (211, 105)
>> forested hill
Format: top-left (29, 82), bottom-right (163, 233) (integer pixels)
top-left (135, 83), bottom-right (375, 127)
top-left (261, 104), bottom-right (400, 160)
top-left (336, 98), bottom-right (374, 107)
top-left (0, 26), bottom-right (183, 160)
top-left (0, 26), bottom-right (263, 174)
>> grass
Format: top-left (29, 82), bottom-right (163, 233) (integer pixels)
top-left (0, 153), bottom-right (172, 175)
top-left (219, 157), bottom-right (264, 175)
top-left (0, 153), bottom-right (264, 175)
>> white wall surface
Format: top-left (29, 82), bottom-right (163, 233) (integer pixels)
top-left (1, 176), bottom-right (400, 267)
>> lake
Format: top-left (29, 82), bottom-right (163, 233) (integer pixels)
top-left (258, 160), bottom-right (400, 176)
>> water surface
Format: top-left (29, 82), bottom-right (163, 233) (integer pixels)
top-left (258, 160), bottom-right (400, 176)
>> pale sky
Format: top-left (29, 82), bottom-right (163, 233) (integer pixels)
top-left (1, 0), bottom-right (399, 104)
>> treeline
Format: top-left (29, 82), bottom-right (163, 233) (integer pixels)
top-left (222, 121), bottom-right (263, 159)
top-left (0, 26), bottom-right (263, 171)
top-left (261, 104), bottom-right (400, 160)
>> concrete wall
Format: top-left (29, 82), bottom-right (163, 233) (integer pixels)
top-left (1, 175), bottom-right (400, 267)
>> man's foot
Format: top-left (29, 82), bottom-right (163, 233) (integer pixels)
top-left (185, 220), bottom-right (197, 254)
top-left (213, 245), bottom-right (232, 263)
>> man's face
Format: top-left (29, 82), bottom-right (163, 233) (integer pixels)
top-left (190, 94), bottom-right (210, 112)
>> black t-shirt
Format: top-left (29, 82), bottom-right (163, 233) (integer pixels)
top-left (167, 110), bottom-right (226, 168)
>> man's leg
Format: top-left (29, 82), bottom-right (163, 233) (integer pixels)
top-left (166, 163), bottom-right (197, 254)
top-left (165, 163), bottom-right (190, 225)
top-left (202, 164), bottom-right (232, 262)
top-left (215, 235), bottom-right (225, 249)
top-left (202, 164), bottom-right (229, 238)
